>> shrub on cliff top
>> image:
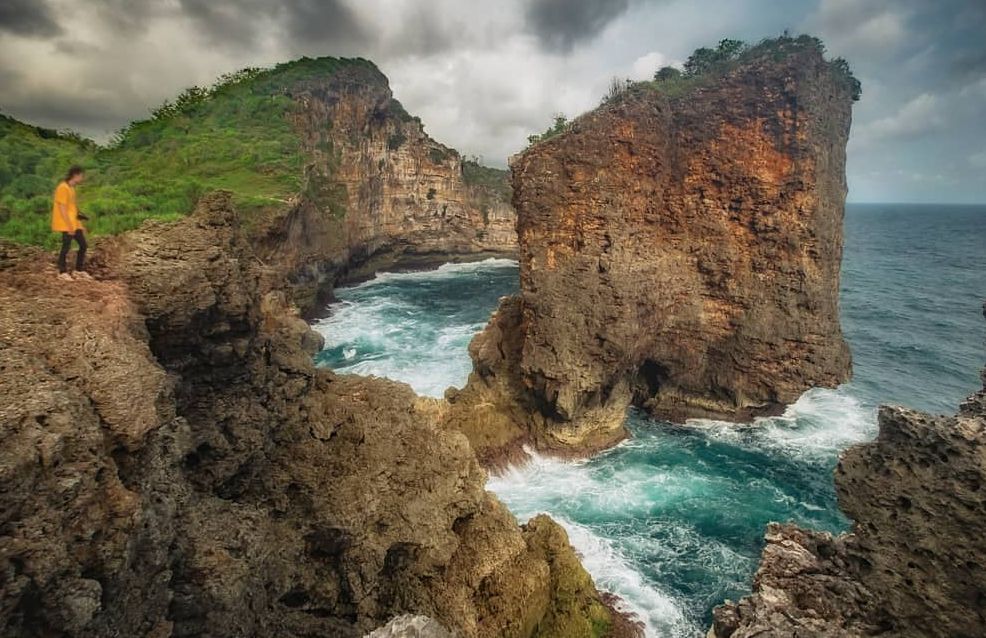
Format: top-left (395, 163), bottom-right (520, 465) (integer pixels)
top-left (654, 66), bottom-right (682, 82)
top-left (646, 33), bottom-right (861, 101)
top-left (683, 38), bottom-right (749, 77)
top-left (526, 114), bottom-right (570, 147)
top-left (601, 77), bottom-right (635, 105)
top-left (523, 33), bottom-right (862, 155)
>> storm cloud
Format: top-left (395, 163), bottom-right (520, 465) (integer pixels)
top-left (0, 0), bottom-right (61, 37)
top-left (0, 0), bottom-right (983, 202)
top-left (525, 0), bottom-right (632, 52)
top-left (177, 0), bottom-right (368, 52)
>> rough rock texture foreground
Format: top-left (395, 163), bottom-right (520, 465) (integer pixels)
top-left (0, 193), bottom-right (628, 638)
top-left (711, 303), bottom-right (986, 637)
top-left (450, 39), bottom-right (854, 459)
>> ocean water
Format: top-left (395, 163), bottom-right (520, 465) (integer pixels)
top-left (313, 204), bottom-right (986, 637)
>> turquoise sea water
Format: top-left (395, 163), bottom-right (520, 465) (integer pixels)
top-left (313, 204), bottom-right (986, 637)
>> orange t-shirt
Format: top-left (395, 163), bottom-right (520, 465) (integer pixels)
top-left (51, 181), bottom-right (83, 232)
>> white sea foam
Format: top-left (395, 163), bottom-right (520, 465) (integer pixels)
top-left (489, 452), bottom-right (702, 637)
top-left (311, 259), bottom-right (518, 397)
top-left (679, 386), bottom-right (878, 460)
top-left (312, 298), bottom-right (471, 396)
top-left (338, 257), bottom-right (518, 290)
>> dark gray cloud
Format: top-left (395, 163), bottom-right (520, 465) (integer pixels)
top-left (377, 5), bottom-right (456, 58)
top-left (281, 0), bottom-right (367, 49)
top-left (178, 0), bottom-right (280, 46)
top-left (0, 65), bottom-right (133, 133)
top-left (951, 49), bottom-right (986, 83)
top-left (0, 0), bottom-right (62, 37)
top-left (89, 0), bottom-right (164, 36)
top-left (178, 0), bottom-right (367, 53)
top-left (525, 0), bottom-right (630, 52)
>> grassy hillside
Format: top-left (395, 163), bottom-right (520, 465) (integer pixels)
top-left (0, 57), bottom-right (373, 247)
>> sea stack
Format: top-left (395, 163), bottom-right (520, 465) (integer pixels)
top-left (447, 37), bottom-right (855, 459)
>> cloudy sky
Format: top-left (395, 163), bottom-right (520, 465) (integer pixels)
top-left (1, 0), bottom-right (984, 203)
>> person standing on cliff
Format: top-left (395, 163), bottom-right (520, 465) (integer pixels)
top-left (51, 165), bottom-right (91, 281)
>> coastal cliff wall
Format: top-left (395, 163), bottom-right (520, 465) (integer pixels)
top-left (252, 63), bottom-right (517, 310)
top-left (447, 39), bottom-right (853, 459)
top-left (712, 303), bottom-right (986, 637)
top-left (0, 194), bottom-right (623, 638)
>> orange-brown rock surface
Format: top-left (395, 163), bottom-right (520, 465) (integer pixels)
top-left (450, 39), bottom-right (853, 458)
top-left (251, 62), bottom-right (516, 311)
top-left (711, 303), bottom-right (986, 638)
top-left (0, 194), bottom-right (627, 638)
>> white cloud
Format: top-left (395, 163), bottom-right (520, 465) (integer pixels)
top-left (630, 52), bottom-right (678, 81)
top-left (854, 93), bottom-right (945, 146)
top-left (805, 0), bottom-right (909, 60)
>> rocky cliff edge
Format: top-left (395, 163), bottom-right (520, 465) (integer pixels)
top-left (0, 193), bottom-right (632, 638)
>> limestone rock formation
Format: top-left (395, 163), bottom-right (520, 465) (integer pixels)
top-left (0, 193), bottom-right (624, 638)
top-left (711, 303), bottom-right (986, 637)
top-left (450, 38), bottom-right (854, 458)
top-left (252, 62), bottom-right (516, 311)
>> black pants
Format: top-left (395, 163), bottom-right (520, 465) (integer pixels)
top-left (58, 230), bottom-right (87, 273)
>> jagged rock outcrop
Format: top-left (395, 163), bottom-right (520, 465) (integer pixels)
top-left (0, 193), bottom-right (624, 637)
top-left (711, 303), bottom-right (986, 637)
top-left (449, 39), bottom-right (853, 458)
top-left (251, 62), bottom-right (516, 311)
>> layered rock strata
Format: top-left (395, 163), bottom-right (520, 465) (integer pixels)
top-left (449, 39), bottom-right (853, 459)
top-left (0, 193), bottom-right (624, 638)
top-left (712, 304), bottom-right (986, 637)
top-left (253, 63), bottom-right (516, 311)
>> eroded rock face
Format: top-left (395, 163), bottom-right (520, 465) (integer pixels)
top-left (454, 41), bottom-right (853, 457)
top-left (0, 194), bottom-right (621, 638)
top-left (253, 63), bottom-right (517, 311)
top-left (711, 304), bottom-right (986, 637)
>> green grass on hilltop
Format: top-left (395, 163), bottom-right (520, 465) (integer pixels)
top-left (0, 56), bottom-right (374, 247)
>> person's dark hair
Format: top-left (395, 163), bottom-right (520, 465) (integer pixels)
top-left (65, 165), bottom-right (84, 181)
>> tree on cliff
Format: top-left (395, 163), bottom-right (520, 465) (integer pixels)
top-left (683, 38), bottom-right (748, 77)
top-left (830, 57), bottom-right (863, 101)
top-left (527, 113), bottom-right (569, 146)
top-left (654, 66), bottom-right (682, 81)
